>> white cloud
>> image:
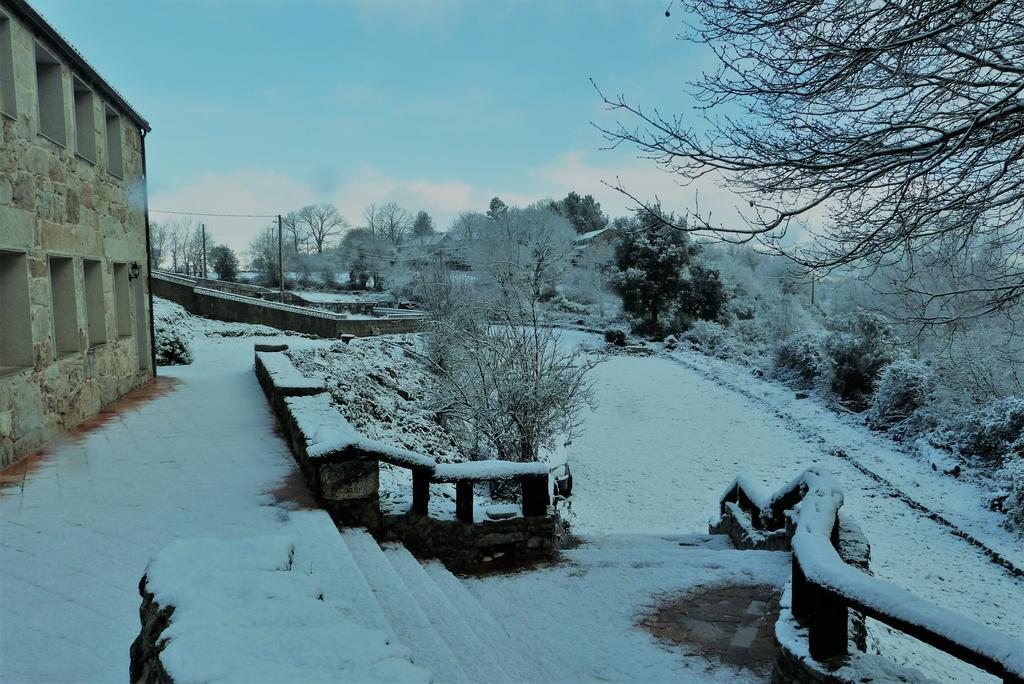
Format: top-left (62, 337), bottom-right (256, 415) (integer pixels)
top-left (148, 151), bottom-right (787, 256)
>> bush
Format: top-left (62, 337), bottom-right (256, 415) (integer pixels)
top-left (826, 312), bottom-right (898, 409)
top-left (153, 299), bottom-right (194, 366)
top-left (999, 458), bottom-right (1024, 529)
top-left (867, 359), bottom-right (935, 438)
top-left (953, 397), bottom-right (1024, 466)
top-left (772, 331), bottom-right (830, 390)
top-left (604, 329), bottom-right (627, 347)
top-left (682, 320), bottom-right (728, 354)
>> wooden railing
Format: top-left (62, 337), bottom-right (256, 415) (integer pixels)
top-left (722, 471), bottom-right (1024, 683)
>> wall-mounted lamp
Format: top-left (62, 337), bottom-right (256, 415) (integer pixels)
top-left (128, 262), bottom-right (141, 281)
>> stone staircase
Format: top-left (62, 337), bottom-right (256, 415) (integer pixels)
top-left (291, 514), bottom-right (545, 683)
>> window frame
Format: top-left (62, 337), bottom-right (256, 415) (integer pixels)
top-left (0, 11), bottom-right (15, 120)
top-left (34, 42), bottom-right (67, 147)
top-left (0, 250), bottom-right (33, 376)
top-left (73, 76), bottom-right (97, 164)
top-left (48, 255), bottom-right (80, 358)
top-left (104, 105), bottom-right (124, 179)
top-left (83, 258), bottom-right (107, 348)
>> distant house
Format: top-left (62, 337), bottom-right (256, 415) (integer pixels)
top-left (573, 227), bottom-right (620, 260)
top-left (0, 0), bottom-right (154, 467)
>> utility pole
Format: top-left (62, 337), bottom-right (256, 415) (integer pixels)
top-left (201, 223), bottom-right (207, 278)
top-left (277, 214), bottom-right (285, 293)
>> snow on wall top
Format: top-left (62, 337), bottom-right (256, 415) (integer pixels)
top-left (144, 511), bottom-right (430, 684)
top-left (284, 393), bottom-right (435, 468)
top-left (434, 461), bottom-right (550, 482)
top-left (256, 352), bottom-right (325, 391)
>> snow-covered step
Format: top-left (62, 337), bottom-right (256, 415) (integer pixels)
top-left (288, 513), bottom-right (395, 638)
top-left (383, 544), bottom-right (512, 683)
top-left (342, 529), bottom-right (470, 682)
top-left (423, 561), bottom-right (548, 683)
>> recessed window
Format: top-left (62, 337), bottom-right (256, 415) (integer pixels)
top-left (113, 262), bottom-right (132, 337)
top-left (105, 106), bottom-right (123, 178)
top-left (35, 43), bottom-right (67, 146)
top-left (48, 256), bottom-right (79, 357)
top-left (0, 13), bottom-right (15, 119)
top-left (83, 259), bottom-right (106, 347)
top-left (73, 78), bottom-right (97, 163)
top-left (0, 251), bottom-right (33, 374)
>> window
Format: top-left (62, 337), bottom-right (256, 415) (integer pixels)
top-left (35, 43), bottom-right (66, 146)
top-left (83, 259), bottom-right (106, 347)
top-left (73, 78), bottom-right (97, 163)
top-left (0, 251), bottom-right (32, 375)
top-left (48, 256), bottom-right (78, 357)
top-left (105, 106), bottom-right (123, 178)
top-left (0, 12), bottom-right (15, 119)
top-left (113, 263), bottom-right (131, 337)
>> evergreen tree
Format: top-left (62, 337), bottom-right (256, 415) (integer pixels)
top-left (613, 206), bottom-right (694, 334)
top-left (412, 210), bottom-right (436, 242)
top-left (551, 191), bottom-right (609, 234)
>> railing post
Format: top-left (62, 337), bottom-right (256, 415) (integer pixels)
top-left (791, 555), bottom-right (810, 622)
top-left (412, 468), bottom-right (430, 516)
top-left (808, 586), bottom-right (848, 661)
top-left (521, 474), bottom-right (549, 517)
top-left (455, 480), bottom-right (474, 524)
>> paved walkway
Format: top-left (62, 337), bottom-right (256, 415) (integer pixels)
top-left (641, 584), bottom-right (782, 679)
top-left (0, 336), bottom-right (310, 683)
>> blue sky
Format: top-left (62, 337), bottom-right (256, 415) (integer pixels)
top-left (34, 0), bottom-right (730, 252)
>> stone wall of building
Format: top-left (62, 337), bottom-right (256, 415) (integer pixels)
top-left (0, 4), bottom-right (153, 467)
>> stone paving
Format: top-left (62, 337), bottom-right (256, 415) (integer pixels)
top-left (0, 335), bottom-right (309, 683)
top-left (641, 583), bottom-right (783, 679)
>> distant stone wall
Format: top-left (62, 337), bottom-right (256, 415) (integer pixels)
top-left (0, 8), bottom-right (153, 467)
top-left (152, 274), bottom-right (423, 339)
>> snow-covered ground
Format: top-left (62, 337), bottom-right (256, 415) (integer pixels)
top-left (0, 325), bottom-right (328, 682)
top-left (552, 347), bottom-right (1023, 683)
top-left (3, 309), bottom-right (1020, 683)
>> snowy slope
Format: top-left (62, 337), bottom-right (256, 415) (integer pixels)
top-left (558, 351), bottom-right (1024, 683)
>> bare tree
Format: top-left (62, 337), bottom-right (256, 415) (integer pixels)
top-left (598, 0), bottom-right (1024, 324)
top-left (297, 204), bottom-right (348, 254)
top-left (149, 221), bottom-right (169, 269)
top-left (420, 267), bottom-right (599, 463)
top-left (365, 201), bottom-right (413, 246)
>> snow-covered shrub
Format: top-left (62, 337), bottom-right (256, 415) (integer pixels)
top-left (867, 359), bottom-right (936, 438)
top-left (682, 320), bottom-right (728, 355)
top-left (153, 298), bottom-right (193, 366)
top-left (826, 312), bottom-right (898, 409)
top-left (952, 397), bottom-right (1024, 466)
top-left (999, 458), bottom-right (1024, 529)
top-left (772, 330), bottom-right (830, 390)
top-left (604, 329), bottom-right (626, 347)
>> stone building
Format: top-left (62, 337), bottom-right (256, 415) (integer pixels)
top-left (0, 0), bottom-right (154, 467)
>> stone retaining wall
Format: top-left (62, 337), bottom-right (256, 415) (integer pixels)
top-left (256, 346), bottom-right (557, 570)
top-left (152, 274), bottom-right (422, 338)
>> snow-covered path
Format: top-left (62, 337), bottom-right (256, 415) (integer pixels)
top-left (562, 350), bottom-right (1024, 683)
top-left (0, 335), bottom-right (317, 683)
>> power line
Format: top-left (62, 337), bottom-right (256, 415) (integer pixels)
top-left (150, 209), bottom-right (278, 218)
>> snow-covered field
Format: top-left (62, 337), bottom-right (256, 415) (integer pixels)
top-left (553, 346), bottom-right (1023, 683)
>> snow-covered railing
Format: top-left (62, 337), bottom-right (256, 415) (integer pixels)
top-left (195, 287), bottom-right (344, 320)
top-left (722, 470), bottom-right (1024, 682)
top-left (257, 348), bottom-right (550, 525)
top-left (372, 307), bottom-right (428, 320)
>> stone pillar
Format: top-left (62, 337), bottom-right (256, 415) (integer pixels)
top-left (318, 459), bottom-right (380, 528)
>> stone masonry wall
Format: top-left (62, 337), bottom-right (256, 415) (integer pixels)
top-left (0, 5), bottom-right (152, 467)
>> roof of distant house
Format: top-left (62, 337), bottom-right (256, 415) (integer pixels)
top-left (575, 227), bottom-right (619, 244)
top-left (6, 0), bottom-right (151, 132)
